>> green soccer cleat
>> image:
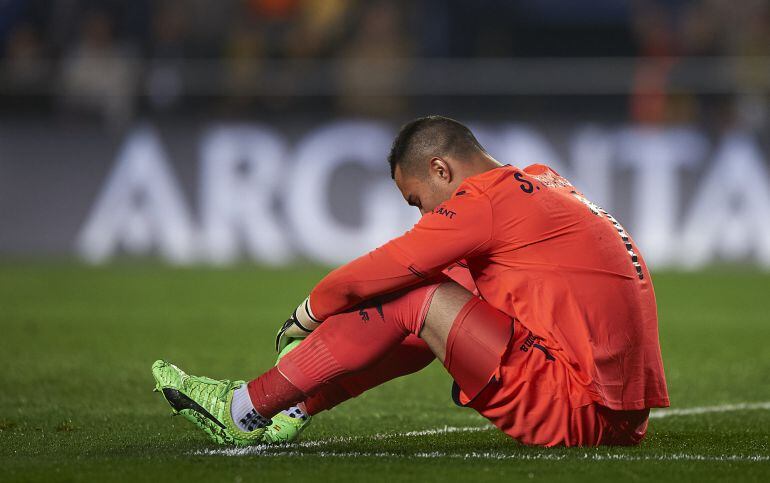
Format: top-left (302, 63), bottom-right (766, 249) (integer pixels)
top-left (261, 411), bottom-right (311, 444)
top-left (151, 360), bottom-right (264, 446)
top-left (261, 339), bottom-right (312, 444)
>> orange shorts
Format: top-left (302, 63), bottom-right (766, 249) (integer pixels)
top-left (449, 317), bottom-right (649, 447)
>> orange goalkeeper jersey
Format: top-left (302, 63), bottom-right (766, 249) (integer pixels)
top-left (309, 164), bottom-right (669, 411)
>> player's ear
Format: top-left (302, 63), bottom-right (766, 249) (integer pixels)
top-left (429, 157), bottom-right (452, 184)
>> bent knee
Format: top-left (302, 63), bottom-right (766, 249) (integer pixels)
top-left (424, 281), bottom-right (475, 334)
top-left (379, 281), bottom-right (474, 339)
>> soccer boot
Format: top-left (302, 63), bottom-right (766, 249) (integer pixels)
top-left (261, 339), bottom-right (312, 444)
top-left (261, 409), bottom-right (311, 444)
top-left (151, 360), bottom-right (265, 446)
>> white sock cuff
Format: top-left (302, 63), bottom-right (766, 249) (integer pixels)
top-left (230, 385), bottom-right (270, 431)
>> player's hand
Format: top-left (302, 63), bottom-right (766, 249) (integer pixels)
top-left (275, 297), bottom-right (322, 352)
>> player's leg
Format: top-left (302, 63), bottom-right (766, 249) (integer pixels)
top-left (303, 335), bottom-right (435, 415)
top-left (263, 283), bottom-right (442, 412)
top-left (152, 282), bottom-right (442, 445)
top-left (152, 280), bottom-right (514, 445)
top-left (262, 335), bottom-right (434, 443)
top-left (244, 281), bottom-right (511, 425)
top-left (291, 278), bottom-right (508, 420)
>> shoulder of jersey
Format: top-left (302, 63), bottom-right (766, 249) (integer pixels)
top-left (454, 165), bottom-right (516, 198)
top-left (522, 163), bottom-right (575, 189)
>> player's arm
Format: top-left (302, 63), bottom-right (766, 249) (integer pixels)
top-left (275, 245), bottom-right (427, 350)
top-left (276, 191), bottom-right (493, 348)
top-left (308, 191), bottom-right (493, 320)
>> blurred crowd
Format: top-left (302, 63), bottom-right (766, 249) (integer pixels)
top-left (0, 0), bottom-right (767, 127)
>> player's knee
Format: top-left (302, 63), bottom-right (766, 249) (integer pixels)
top-left (422, 281), bottom-right (475, 337)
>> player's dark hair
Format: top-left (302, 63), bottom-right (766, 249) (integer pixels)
top-left (388, 115), bottom-right (486, 179)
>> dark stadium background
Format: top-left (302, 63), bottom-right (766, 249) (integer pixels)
top-left (0, 0), bottom-right (768, 267)
top-left (1, 1), bottom-right (769, 481)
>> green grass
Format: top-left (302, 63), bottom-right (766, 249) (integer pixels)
top-left (1, 263), bottom-right (769, 482)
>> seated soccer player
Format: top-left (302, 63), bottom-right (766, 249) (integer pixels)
top-left (152, 115), bottom-right (669, 447)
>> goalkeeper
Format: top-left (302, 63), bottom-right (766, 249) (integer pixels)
top-left (152, 116), bottom-right (669, 447)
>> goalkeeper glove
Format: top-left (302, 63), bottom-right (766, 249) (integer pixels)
top-left (275, 297), bottom-right (322, 352)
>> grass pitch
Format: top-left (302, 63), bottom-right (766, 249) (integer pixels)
top-left (1, 263), bottom-right (769, 482)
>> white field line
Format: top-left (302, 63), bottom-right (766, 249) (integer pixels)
top-left (196, 401), bottom-right (770, 460)
top-left (202, 425), bottom-right (494, 453)
top-left (283, 424), bottom-right (494, 449)
top-left (198, 449), bottom-right (769, 462)
top-left (649, 401), bottom-right (770, 419)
